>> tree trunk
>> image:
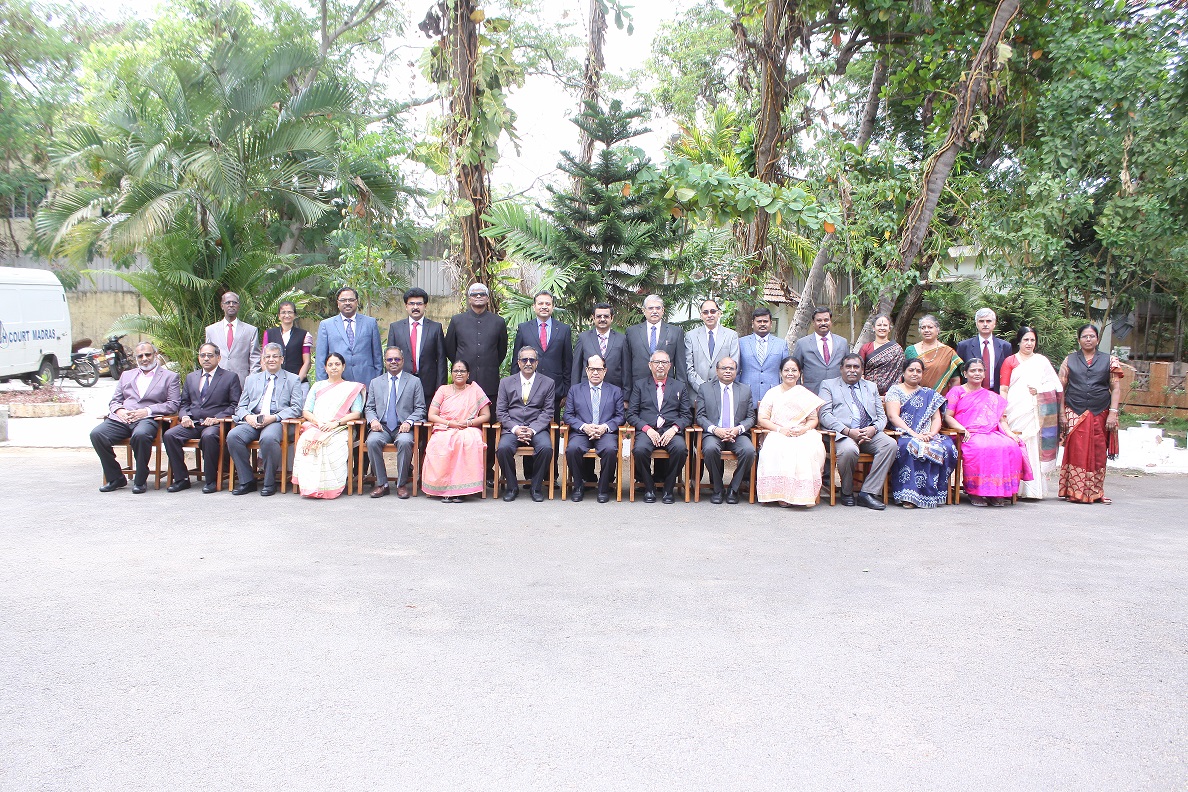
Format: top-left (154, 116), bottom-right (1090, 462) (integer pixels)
top-left (856, 53), bottom-right (888, 150)
top-left (894, 281), bottom-right (927, 347)
top-left (857, 0), bottom-right (1021, 346)
top-left (573, 0), bottom-right (607, 191)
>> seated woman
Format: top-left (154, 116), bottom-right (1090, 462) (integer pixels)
top-left (422, 359), bottom-right (492, 503)
top-left (944, 358), bottom-right (1029, 506)
top-left (756, 357), bottom-right (826, 507)
top-left (885, 358), bottom-right (958, 508)
top-left (291, 352), bottom-right (365, 499)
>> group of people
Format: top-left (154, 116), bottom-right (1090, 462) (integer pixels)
top-left (90, 287), bottom-right (1123, 508)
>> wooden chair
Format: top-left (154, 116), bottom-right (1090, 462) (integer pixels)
top-left (226, 418), bottom-right (294, 493)
top-left (824, 429), bottom-right (892, 506)
top-left (623, 426), bottom-right (692, 502)
top-left (356, 422), bottom-right (424, 496)
top-left (493, 422), bottom-right (557, 500)
top-left (558, 424), bottom-right (625, 502)
top-left (690, 426), bottom-right (756, 503)
top-left (162, 415), bottom-right (229, 491)
top-left (941, 427), bottom-right (963, 505)
top-left (286, 418), bottom-right (364, 495)
top-left (97, 415), bottom-right (168, 490)
top-left (750, 427), bottom-right (831, 506)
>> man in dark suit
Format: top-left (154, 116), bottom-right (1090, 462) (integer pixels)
top-left (364, 347), bottom-right (427, 499)
top-left (163, 343), bottom-right (242, 493)
top-left (386, 287), bottom-right (447, 401)
top-left (495, 347), bottom-right (556, 502)
top-left (818, 354), bottom-right (895, 510)
top-left (956, 308), bottom-right (1013, 393)
top-left (626, 294), bottom-right (686, 384)
top-left (627, 349), bottom-right (693, 503)
top-left (572, 302), bottom-right (630, 391)
top-left (92, 342), bottom-right (182, 493)
top-left (695, 357), bottom-right (756, 504)
top-left (564, 354), bottom-right (624, 503)
top-left (512, 290), bottom-right (572, 421)
top-left (227, 343), bottom-right (306, 496)
top-left (445, 282), bottom-right (508, 403)
top-left (791, 306), bottom-right (849, 396)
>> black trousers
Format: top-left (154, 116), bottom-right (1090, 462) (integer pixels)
top-left (632, 432), bottom-right (688, 494)
top-left (163, 423), bottom-right (225, 484)
top-left (565, 432), bottom-right (618, 495)
top-left (91, 417), bottom-right (160, 485)
top-left (496, 429), bottom-right (553, 493)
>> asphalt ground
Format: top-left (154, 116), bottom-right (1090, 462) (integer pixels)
top-left (1, 448), bottom-right (1186, 791)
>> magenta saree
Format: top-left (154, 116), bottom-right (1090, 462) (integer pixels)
top-left (946, 385), bottom-right (1027, 498)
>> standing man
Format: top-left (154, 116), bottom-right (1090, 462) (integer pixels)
top-left (626, 350), bottom-right (693, 504)
top-left (364, 347), bottom-right (427, 499)
top-left (686, 298), bottom-right (739, 390)
top-left (513, 290), bottom-right (572, 422)
top-left (445, 282), bottom-right (508, 403)
top-left (204, 291), bottom-right (260, 386)
top-left (818, 354), bottom-right (895, 510)
top-left (91, 342), bottom-right (181, 493)
top-left (386, 287), bottom-right (447, 401)
top-left (564, 354), bottom-right (624, 503)
top-left (626, 294), bottom-right (686, 385)
top-left (956, 308), bottom-right (1012, 393)
top-left (738, 307), bottom-right (788, 408)
top-left (316, 286), bottom-right (383, 386)
top-left (163, 343), bottom-right (242, 493)
top-left (695, 357), bottom-right (756, 504)
top-left (572, 302), bottom-right (630, 391)
top-left (494, 348), bottom-right (555, 502)
top-left (792, 307), bottom-right (849, 396)
top-left (227, 343), bottom-right (305, 496)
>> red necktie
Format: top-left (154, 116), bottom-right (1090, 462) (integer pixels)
top-left (226, 322), bottom-right (234, 353)
top-left (821, 335), bottom-right (830, 365)
top-left (409, 321), bottom-right (419, 373)
top-left (982, 339), bottom-right (991, 374)
top-left (539, 321), bottom-right (548, 351)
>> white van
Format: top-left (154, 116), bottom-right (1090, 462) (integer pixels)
top-left (0, 267), bottom-right (72, 385)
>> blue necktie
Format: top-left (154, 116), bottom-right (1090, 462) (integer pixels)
top-left (345, 318), bottom-right (355, 348)
top-left (850, 384), bottom-right (872, 428)
top-left (649, 325), bottom-right (658, 353)
top-left (708, 329), bottom-right (715, 357)
top-left (385, 375), bottom-right (399, 433)
top-left (591, 386), bottom-right (600, 426)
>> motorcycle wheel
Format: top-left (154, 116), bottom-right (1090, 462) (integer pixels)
top-left (77, 360), bottom-right (99, 387)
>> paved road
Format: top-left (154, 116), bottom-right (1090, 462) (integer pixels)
top-left (2, 449), bottom-right (1185, 791)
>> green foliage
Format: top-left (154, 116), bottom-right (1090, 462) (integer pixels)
top-left (639, 0), bottom-right (743, 121)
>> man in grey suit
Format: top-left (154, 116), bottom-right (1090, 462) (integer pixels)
top-left (818, 354), bottom-right (894, 510)
top-left (227, 343), bottom-right (305, 496)
top-left (364, 347), bottom-right (427, 499)
top-left (572, 303), bottom-right (630, 391)
top-left (495, 348), bottom-right (556, 502)
top-left (695, 357), bottom-right (756, 504)
top-left (686, 298), bottom-right (740, 391)
top-left (791, 306), bottom-right (849, 396)
top-left (738, 307), bottom-right (788, 408)
top-left (204, 291), bottom-right (260, 386)
top-left (316, 286), bottom-right (383, 385)
top-left (626, 294), bottom-right (686, 384)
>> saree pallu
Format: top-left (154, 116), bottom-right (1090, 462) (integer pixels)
top-left (886, 385), bottom-right (957, 508)
top-left (906, 343), bottom-right (962, 391)
top-left (1059, 408), bottom-right (1113, 503)
top-left (1003, 354), bottom-right (1062, 499)
top-left (946, 385), bottom-right (1027, 498)
top-left (291, 380), bottom-right (366, 499)
top-left (756, 385), bottom-right (826, 505)
top-left (860, 341), bottom-right (907, 396)
top-left (422, 383), bottom-right (490, 497)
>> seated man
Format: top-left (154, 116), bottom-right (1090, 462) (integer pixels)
top-left (818, 353), bottom-right (895, 510)
top-left (365, 347), bottom-right (427, 499)
top-left (495, 348), bottom-right (555, 502)
top-left (91, 341), bottom-right (181, 493)
top-left (695, 356), bottom-right (756, 504)
top-left (564, 354), bottom-right (624, 503)
top-left (164, 343), bottom-right (242, 493)
top-left (627, 350), bottom-right (693, 504)
top-left (226, 343), bottom-right (305, 496)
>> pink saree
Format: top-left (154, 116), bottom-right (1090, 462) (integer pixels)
top-left (421, 383), bottom-right (490, 498)
top-left (946, 385), bottom-right (1028, 498)
top-left (291, 379), bottom-right (366, 499)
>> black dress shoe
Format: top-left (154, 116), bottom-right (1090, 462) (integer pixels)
top-left (260, 486), bottom-right (277, 497)
top-left (131, 483), bottom-right (147, 494)
top-left (662, 490), bottom-right (675, 504)
top-left (531, 489), bottom-right (545, 503)
top-left (840, 493), bottom-right (856, 507)
top-left (202, 482), bottom-right (218, 494)
top-left (232, 480), bottom-right (258, 495)
top-left (597, 491), bottom-right (611, 503)
top-left (503, 488), bottom-right (518, 502)
top-left (710, 492), bottom-right (723, 504)
top-left (726, 490), bottom-right (739, 505)
top-left (167, 479), bottom-right (191, 493)
top-left (571, 489), bottom-right (584, 503)
top-left (643, 490), bottom-right (656, 504)
top-left (99, 478), bottom-right (128, 493)
top-left (856, 492), bottom-right (886, 510)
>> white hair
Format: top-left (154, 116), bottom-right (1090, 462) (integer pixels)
top-left (975, 308), bottom-right (996, 321)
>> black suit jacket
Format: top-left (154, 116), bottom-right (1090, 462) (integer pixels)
top-left (625, 322), bottom-right (687, 384)
top-left (565, 381), bottom-right (624, 434)
top-left (387, 317), bottom-right (448, 399)
top-left (627, 376), bottom-right (693, 433)
top-left (572, 328), bottom-right (630, 391)
top-left (513, 318), bottom-right (572, 401)
top-left (495, 373), bottom-right (556, 434)
top-left (179, 367), bottom-right (242, 422)
top-left (955, 335), bottom-right (1013, 392)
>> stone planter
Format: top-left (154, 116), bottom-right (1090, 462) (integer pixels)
top-left (7, 401), bottom-right (83, 418)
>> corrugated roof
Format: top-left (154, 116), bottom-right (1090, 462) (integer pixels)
top-left (762, 278), bottom-right (800, 305)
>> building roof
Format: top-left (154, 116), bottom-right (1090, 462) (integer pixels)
top-left (762, 279), bottom-right (799, 306)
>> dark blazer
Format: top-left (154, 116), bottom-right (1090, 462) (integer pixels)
top-left (572, 328), bottom-right (630, 390)
top-left (956, 335), bottom-right (1013, 392)
top-left (625, 322), bottom-right (686, 384)
top-left (107, 366), bottom-right (181, 419)
top-left (791, 332), bottom-right (849, 396)
top-left (316, 313), bottom-right (383, 385)
top-left (818, 376), bottom-right (887, 434)
top-left (513, 318), bottom-right (572, 401)
top-left (179, 366), bottom-right (242, 422)
top-left (695, 380), bottom-right (756, 433)
top-left (626, 376), bottom-right (693, 433)
top-left (364, 370), bottom-right (427, 426)
top-left (564, 381), bottom-right (624, 434)
top-left (387, 317), bottom-right (448, 399)
top-left (495, 373), bottom-right (556, 434)
top-left (445, 309), bottom-right (508, 402)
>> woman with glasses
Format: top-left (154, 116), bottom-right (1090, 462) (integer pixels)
top-left (755, 357), bottom-right (826, 507)
top-left (262, 300), bottom-right (311, 381)
top-left (422, 359), bottom-right (492, 502)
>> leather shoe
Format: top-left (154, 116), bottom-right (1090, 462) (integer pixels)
top-left (597, 491), bottom-right (611, 503)
top-left (531, 489), bottom-right (545, 503)
top-left (856, 492), bottom-right (886, 510)
top-left (571, 489), bottom-right (584, 503)
top-left (710, 491), bottom-right (723, 504)
top-left (370, 485), bottom-right (390, 499)
top-left (662, 490), bottom-right (675, 504)
top-left (643, 490), bottom-right (656, 504)
top-left (232, 480), bottom-right (257, 495)
top-left (503, 488), bottom-right (517, 502)
top-left (202, 482), bottom-right (218, 494)
top-left (131, 483), bottom-right (147, 494)
top-left (726, 491), bottom-right (740, 505)
top-left (840, 492), bottom-right (856, 507)
top-left (167, 479), bottom-right (191, 493)
top-left (396, 486), bottom-right (410, 499)
top-left (99, 478), bottom-right (127, 493)
top-left (260, 486), bottom-right (277, 497)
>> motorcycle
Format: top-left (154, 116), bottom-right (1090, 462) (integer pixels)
top-left (60, 339), bottom-right (102, 388)
top-left (103, 335), bottom-right (133, 379)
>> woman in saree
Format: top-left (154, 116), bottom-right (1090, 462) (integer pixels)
top-left (885, 358), bottom-right (958, 508)
top-left (944, 358), bottom-right (1029, 506)
top-left (1000, 326), bottom-right (1064, 500)
top-left (858, 314), bottom-right (906, 396)
top-left (756, 357), bottom-right (826, 507)
top-left (291, 352), bottom-right (365, 499)
top-left (422, 359), bottom-right (492, 503)
top-left (1057, 324), bottom-right (1122, 504)
top-left (904, 314), bottom-right (962, 392)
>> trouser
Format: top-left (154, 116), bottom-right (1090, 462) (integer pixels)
top-left (565, 432), bottom-right (618, 495)
top-left (834, 431), bottom-right (897, 496)
top-left (163, 423), bottom-right (224, 484)
top-left (632, 432), bottom-right (688, 494)
top-left (366, 427), bottom-right (415, 488)
top-left (701, 433), bottom-right (756, 495)
top-left (496, 429), bottom-right (553, 493)
top-left (227, 420), bottom-right (288, 487)
top-left (91, 417), bottom-right (159, 486)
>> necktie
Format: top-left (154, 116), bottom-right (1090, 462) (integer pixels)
top-left (721, 385), bottom-right (732, 430)
top-left (757, 336), bottom-right (767, 364)
top-left (345, 318), bottom-right (355, 348)
top-left (822, 335), bottom-right (830, 365)
top-left (649, 324), bottom-right (658, 353)
top-left (655, 380), bottom-right (665, 427)
top-left (410, 321), bottom-right (419, 373)
top-left (591, 386), bottom-right (600, 425)
top-left (598, 334), bottom-right (608, 356)
top-left (200, 373), bottom-right (210, 401)
top-left (385, 375), bottom-right (399, 433)
top-left (226, 322), bottom-right (234, 353)
top-left (522, 378), bottom-right (531, 404)
top-left (261, 375), bottom-right (275, 416)
top-left (539, 320), bottom-right (548, 351)
top-left (982, 339), bottom-right (991, 382)
top-left (850, 384), bottom-right (872, 428)
top-left (707, 330), bottom-right (715, 357)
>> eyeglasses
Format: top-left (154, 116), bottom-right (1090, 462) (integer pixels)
top-left (468, 292), bottom-right (489, 298)
top-left (586, 366), bottom-right (606, 372)
top-left (385, 358), bottom-right (402, 363)
top-left (198, 352), bottom-right (218, 358)
top-left (649, 360), bottom-right (670, 366)
top-left (135, 352), bottom-right (155, 359)
top-left (338, 297), bottom-right (357, 303)
top-left (518, 357), bottom-right (538, 364)
top-left (701, 308), bottom-right (719, 315)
